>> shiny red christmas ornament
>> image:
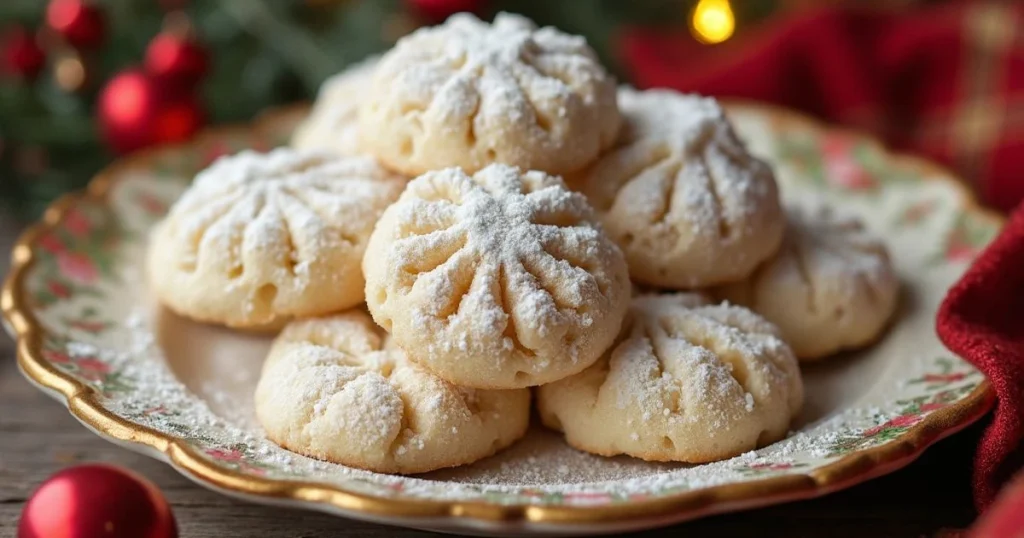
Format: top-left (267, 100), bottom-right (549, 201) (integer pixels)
top-left (18, 464), bottom-right (177, 538)
top-left (46, 0), bottom-right (106, 50)
top-left (97, 68), bottom-right (205, 154)
top-left (406, 0), bottom-right (485, 23)
top-left (144, 32), bottom-right (208, 90)
top-left (2, 27), bottom-right (46, 80)
top-left (152, 92), bottom-right (205, 145)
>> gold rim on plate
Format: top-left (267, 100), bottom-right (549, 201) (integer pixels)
top-left (1, 102), bottom-right (1002, 529)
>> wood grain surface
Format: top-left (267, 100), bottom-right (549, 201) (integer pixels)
top-left (0, 220), bottom-right (983, 538)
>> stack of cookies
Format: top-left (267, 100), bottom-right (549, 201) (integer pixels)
top-left (147, 13), bottom-right (900, 474)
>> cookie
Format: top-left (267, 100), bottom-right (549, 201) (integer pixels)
top-left (363, 164), bottom-right (631, 389)
top-left (291, 56), bottom-right (377, 157)
top-left (537, 293), bottom-right (803, 463)
top-left (254, 311), bottom-right (530, 474)
top-left (716, 204), bottom-right (899, 360)
top-left (359, 12), bottom-right (619, 176)
top-left (574, 88), bottom-right (784, 288)
top-left (148, 149), bottom-right (405, 328)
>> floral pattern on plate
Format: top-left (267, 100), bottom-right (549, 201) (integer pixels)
top-left (4, 104), bottom-right (1002, 533)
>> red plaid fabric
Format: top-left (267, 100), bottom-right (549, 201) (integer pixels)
top-left (620, 2), bottom-right (1024, 212)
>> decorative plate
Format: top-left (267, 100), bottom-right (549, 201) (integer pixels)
top-left (2, 102), bottom-right (1002, 536)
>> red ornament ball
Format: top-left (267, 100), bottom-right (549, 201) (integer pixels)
top-left (144, 32), bottom-right (208, 89)
top-left (2, 27), bottom-right (46, 80)
top-left (18, 464), bottom-right (177, 538)
top-left (152, 92), bottom-right (205, 145)
top-left (406, 0), bottom-right (485, 23)
top-left (97, 68), bottom-right (205, 154)
top-left (46, 0), bottom-right (106, 50)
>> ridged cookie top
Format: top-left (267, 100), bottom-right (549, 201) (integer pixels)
top-left (784, 204), bottom-right (894, 275)
top-left (149, 149), bottom-right (405, 327)
top-left (166, 149), bottom-right (404, 273)
top-left (538, 293), bottom-right (803, 463)
top-left (616, 295), bottom-right (801, 422)
top-left (359, 12), bottom-right (619, 176)
top-left (291, 56), bottom-right (378, 156)
top-left (254, 312), bottom-right (530, 474)
top-left (577, 88), bottom-right (784, 288)
top-left (717, 204), bottom-right (899, 360)
top-left (363, 164), bottom-right (631, 388)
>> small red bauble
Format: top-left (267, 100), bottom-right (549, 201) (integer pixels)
top-left (97, 69), bottom-right (161, 153)
top-left (406, 0), bottom-right (485, 23)
top-left (18, 464), bottom-right (177, 538)
top-left (46, 0), bottom-right (106, 50)
top-left (152, 92), bottom-right (205, 146)
top-left (2, 27), bottom-right (46, 80)
top-left (144, 32), bottom-right (208, 90)
top-left (97, 68), bottom-right (205, 154)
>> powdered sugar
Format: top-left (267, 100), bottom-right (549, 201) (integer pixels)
top-left (642, 298), bottom-right (794, 402)
top-left (610, 87), bottom-right (779, 230)
top-left (383, 12), bottom-right (603, 113)
top-left (25, 79), bottom-right (989, 515)
top-left (581, 87), bottom-right (784, 289)
top-left (169, 149), bottom-right (403, 244)
top-left (365, 163), bottom-right (630, 387)
top-left (149, 148), bottom-right (406, 325)
top-left (542, 293), bottom-right (802, 460)
top-left (786, 202), bottom-right (893, 280)
top-left (715, 201), bottom-right (900, 360)
top-left (361, 12), bottom-right (619, 175)
top-left (252, 312), bottom-right (529, 472)
top-left (291, 55), bottom-right (379, 156)
top-left (617, 87), bottom-right (727, 147)
top-left (37, 175), bottom-right (980, 508)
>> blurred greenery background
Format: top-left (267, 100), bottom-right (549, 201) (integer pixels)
top-left (0, 0), bottom-right (799, 218)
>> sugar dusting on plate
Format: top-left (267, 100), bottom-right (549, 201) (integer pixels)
top-left (49, 293), bottom-right (873, 503)
top-left (28, 105), bottom-right (988, 509)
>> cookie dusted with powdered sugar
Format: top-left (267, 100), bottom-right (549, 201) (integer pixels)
top-left (148, 149), bottom-right (406, 329)
top-left (574, 88), bottom-right (784, 289)
top-left (254, 311), bottom-right (530, 474)
top-left (359, 12), bottom-right (620, 176)
top-left (537, 293), bottom-right (803, 463)
top-left (363, 164), bottom-right (631, 389)
top-left (716, 204), bottom-right (899, 361)
top-left (291, 56), bottom-right (377, 157)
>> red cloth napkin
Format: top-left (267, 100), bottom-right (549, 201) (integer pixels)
top-left (971, 468), bottom-right (1024, 537)
top-left (939, 204), bottom-right (1024, 511)
top-left (620, 1), bottom-right (1024, 513)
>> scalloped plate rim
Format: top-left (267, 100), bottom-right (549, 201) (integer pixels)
top-left (0, 101), bottom-right (1001, 535)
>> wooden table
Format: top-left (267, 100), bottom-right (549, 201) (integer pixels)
top-left (0, 220), bottom-right (983, 538)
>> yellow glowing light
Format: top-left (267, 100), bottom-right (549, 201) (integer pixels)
top-left (691, 0), bottom-right (735, 45)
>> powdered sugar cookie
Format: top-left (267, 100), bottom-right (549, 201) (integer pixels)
top-left (254, 311), bottom-right (530, 474)
top-left (291, 56), bottom-right (377, 156)
top-left (716, 204), bottom-right (899, 361)
top-left (537, 293), bottom-right (803, 463)
top-left (364, 164), bottom-right (631, 389)
top-left (576, 88), bottom-right (784, 288)
top-left (359, 12), bottom-right (620, 176)
top-left (148, 149), bottom-right (406, 328)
